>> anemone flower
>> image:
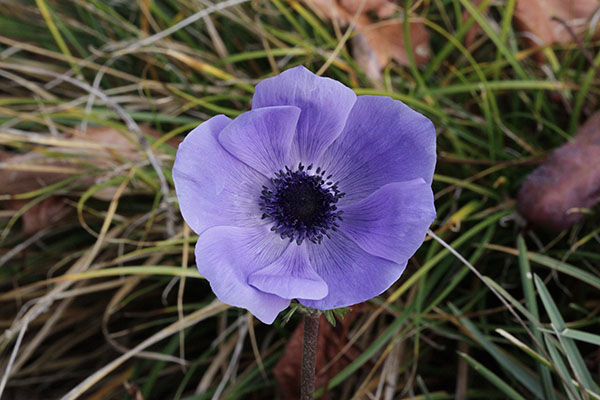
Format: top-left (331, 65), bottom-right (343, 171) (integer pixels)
top-left (173, 66), bottom-right (436, 324)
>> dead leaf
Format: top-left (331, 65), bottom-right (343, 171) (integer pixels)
top-left (464, 0), bottom-right (600, 57)
top-left (1, 127), bottom-right (144, 196)
top-left (517, 111), bottom-right (600, 231)
top-left (515, 0), bottom-right (600, 45)
top-left (339, 0), bottom-right (396, 18)
top-left (0, 151), bottom-right (76, 196)
top-left (274, 305), bottom-right (369, 399)
top-left (463, 0), bottom-right (487, 48)
top-left (361, 19), bottom-right (430, 68)
top-left (301, 0), bottom-right (351, 23)
top-left (352, 33), bottom-right (383, 83)
top-left (5, 198), bottom-right (70, 235)
top-left (0, 125), bottom-right (179, 233)
top-left (301, 0), bottom-right (430, 80)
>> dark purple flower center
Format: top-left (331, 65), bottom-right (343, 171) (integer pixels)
top-left (259, 163), bottom-right (345, 245)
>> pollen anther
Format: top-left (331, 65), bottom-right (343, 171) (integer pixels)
top-left (259, 165), bottom-right (345, 244)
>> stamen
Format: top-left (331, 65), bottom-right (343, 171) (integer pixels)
top-left (259, 164), bottom-right (345, 244)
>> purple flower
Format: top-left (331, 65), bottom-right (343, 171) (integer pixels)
top-left (173, 66), bottom-right (436, 324)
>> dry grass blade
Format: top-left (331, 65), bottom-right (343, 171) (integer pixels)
top-left (0, 318), bottom-right (27, 398)
top-left (177, 224), bottom-right (191, 366)
top-left (60, 300), bottom-right (229, 400)
top-left (0, 172), bottom-right (132, 387)
top-left (115, 0), bottom-right (251, 54)
top-left (2, 1), bottom-right (599, 398)
top-left (426, 230), bottom-right (546, 352)
top-left (0, 63), bottom-right (176, 238)
top-left (196, 328), bottom-right (239, 394)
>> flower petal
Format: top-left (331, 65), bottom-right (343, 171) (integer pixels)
top-left (339, 179), bottom-right (435, 263)
top-left (319, 95), bottom-right (436, 205)
top-left (218, 106), bottom-right (301, 176)
top-left (195, 225), bottom-right (291, 324)
top-left (173, 115), bottom-right (266, 235)
top-left (248, 244), bottom-right (328, 300)
top-left (252, 66), bottom-right (357, 164)
top-left (299, 232), bottom-right (406, 310)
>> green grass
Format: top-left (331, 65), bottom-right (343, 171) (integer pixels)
top-left (1, 0), bottom-right (599, 399)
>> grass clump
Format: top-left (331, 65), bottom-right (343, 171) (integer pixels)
top-left (1, 1), bottom-right (599, 399)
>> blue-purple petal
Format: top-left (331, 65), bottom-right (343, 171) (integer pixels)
top-left (248, 244), bottom-right (328, 300)
top-left (173, 115), bottom-right (267, 235)
top-left (195, 225), bottom-right (290, 324)
top-left (218, 106), bottom-right (300, 176)
top-left (319, 95), bottom-right (436, 206)
top-left (339, 179), bottom-right (435, 263)
top-left (252, 66), bottom-right (357, 164)
top-left (299, 232), bottom-right (407, 310)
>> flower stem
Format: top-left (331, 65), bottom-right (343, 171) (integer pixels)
top-left (301, 311), bottom-right (320, 400)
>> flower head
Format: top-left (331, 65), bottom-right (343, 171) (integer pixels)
top-left (173, 66), bottom-right (436, 324)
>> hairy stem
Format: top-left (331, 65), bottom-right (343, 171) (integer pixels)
top-left (301, 312), bottom-right (320, 400)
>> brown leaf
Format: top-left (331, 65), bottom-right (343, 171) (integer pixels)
top-left (462, 0), bottom-right (487, 48)
top-left (517, 111), bottom-right (600, 231)
top-left (301, 0), bottom-right (348, 23)
top-left (515, 0), bottom-right (600, 45)
top-left (5, 198), bottom-right (70, 235)
top-left (339, 0), bottom-right (396, 18)
top-left (0, 150), bottom-right (80, 196)
top-left (1, 127), bottom-right (138, 196)
top-left (464, 0), bottom-right (600, 56)
top-left (360, 19), bottom-right (430, 68)
top-left (300, 0), bottom-right (430, 79)
top-left (352, 33), bottom-right (384, 83)
top-left (0, 125), bottom-right (177, 232)
top-left (274, 305), bottom-right (367, 400)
